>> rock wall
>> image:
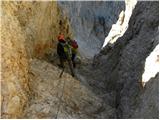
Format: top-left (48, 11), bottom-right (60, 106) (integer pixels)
top-left (1, 2), bottom-right (29, 118)
top-left (102, 0), bottom-right (137, 48)
top-left (1, 1), bottom-right (158, 119)
top-left (2, 1), bottom-right (73, 58)
top-left (1, 1), bottom-right (72, 118)
top-left (132, 73), bottom-right (159, 118)
top-left (24, 59), bottom-right (115, 119)
top-left (1, 1), bottom-right (124, 118)
top-left (91, 1), bottom-right (159, 118)
top-left (131, 41), bottom-right (159, 118)
top-left (58, 1), bottom-right (125, 58)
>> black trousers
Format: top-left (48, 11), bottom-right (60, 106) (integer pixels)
top-left (59, 57), bottom-right (65, 68)
top-left (71, 54), bottom-right (76, 68)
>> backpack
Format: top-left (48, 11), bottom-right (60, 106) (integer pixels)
top-left (63, 43), bottom-right (72, 59)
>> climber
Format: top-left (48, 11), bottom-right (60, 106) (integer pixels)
top-left (57, 34), bottom-right (75, 77)
top-left (70, 39), bottom-right (78, 68)
top-left (66, 37), bottom-right (79, 68)
top-left (57, 34), bottom-right (67, 68)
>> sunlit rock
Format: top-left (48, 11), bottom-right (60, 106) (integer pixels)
top-left (1, 1), bottom-right (72, 118)
top-left (142, 45), bottom-right (159, 87)
top-left (92, 1), bottom-right (158, 118)
top-left (102, 0), bottom-right (137, 48)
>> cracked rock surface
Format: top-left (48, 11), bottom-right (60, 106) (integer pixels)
top-left (23, 59), bottom-right (115, 119)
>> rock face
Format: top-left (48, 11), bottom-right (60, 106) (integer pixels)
top-left (2, 1), bottom-right (73, 59)
top-left (1, 2), bottom-right (29, 118)
top-left (58, 1), bottom-right (125, 58)
top-left (102, 0), bottom-right (137, 48)
top-left (91, 1), bottom-right (159, 118)
top-left (132, 74), bottom-right (159, 119)
top-left (141, 45), bottom-right (159, 87)
top-left (1, 1), bottom-right (72, 118)
top-left (0, 1), bottom-right (125, 118)
top-left (23, 59), bottom-right (115, 119)
top-left (1, 1), bottom-right (159, 119)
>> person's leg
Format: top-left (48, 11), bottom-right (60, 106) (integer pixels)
top-left (72, 54), bottom-right (76, 68)
top-left (59, 57), bottom-right (65, 68)
top-left (67, 59), bottom-right (75, 77)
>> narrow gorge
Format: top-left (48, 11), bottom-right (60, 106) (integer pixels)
top-left (1, 0), bottom-right (159, 119)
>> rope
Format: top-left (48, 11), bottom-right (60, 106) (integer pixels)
top-left (55, 56), bottom-right (74, 118)
top-left (55, 74), bottom-right (66, 119)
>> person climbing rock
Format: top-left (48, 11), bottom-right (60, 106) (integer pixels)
top-left (66, 37), bottom-right (79, 68)
top-left (57, 35), bottom-right (75, 77)
top-left (57, 34), bottom-right (67, 68)
top-left (70, 39), bottom-right (78, 68)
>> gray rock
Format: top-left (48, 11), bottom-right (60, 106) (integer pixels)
top-left (90, 1), bottom-right (159, 119)
top-left (58, 1), bottom-right (125, 58)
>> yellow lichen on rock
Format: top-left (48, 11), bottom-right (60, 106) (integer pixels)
top-left (1, 1), bottom-right (29, 118)
top-left (1, 1), bottom-right (73, 118)
top-left (2, 1), bottom-right (73, 58)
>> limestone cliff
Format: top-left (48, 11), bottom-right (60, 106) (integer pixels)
top-left (1, 2), bottom-right (29, 118)
top-left (2, 1), bottom-right (73, 59)
top-left (58, 1), bottom-right (125, 58)
top-left (23, 59), bottom-right (115, 119)
top-left (91, 1), bottom-right (159, 118)
top-left (1, 1), bottom-right (159, 119)
top-left (1, 1), bottom-right (72, 118)
top-left (102, 0), bottom-right (137, 48)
